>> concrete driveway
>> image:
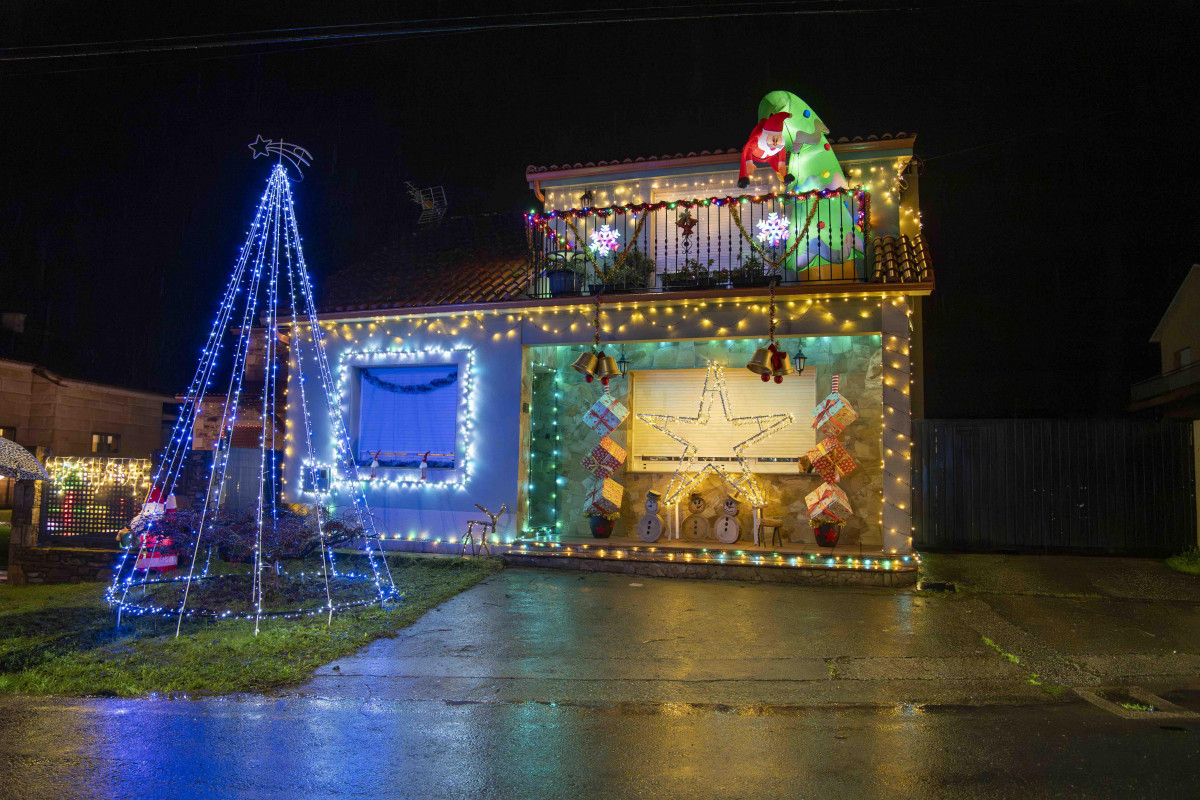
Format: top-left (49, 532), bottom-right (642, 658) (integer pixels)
top-left (304, 557), bottom-right (1200, 706)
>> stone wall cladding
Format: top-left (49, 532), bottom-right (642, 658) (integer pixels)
top-left (525, 335), bottom-right (884, 548)
top-left (6, 544), bottom-right (119, 585)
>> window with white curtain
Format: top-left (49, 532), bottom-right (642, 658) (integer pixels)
top-left (629, 367), bottom-right (817, 474)
top-left (356, 365), bottom-right (458, 467)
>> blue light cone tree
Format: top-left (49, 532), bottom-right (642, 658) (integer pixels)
top-left (106, 161), bottom-right (399, 634)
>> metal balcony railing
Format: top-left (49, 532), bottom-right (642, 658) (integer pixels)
top-left (523, 188), bottom-right (930, 298)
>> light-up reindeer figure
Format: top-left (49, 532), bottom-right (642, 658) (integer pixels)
top-left (460, 503), bottom-right (506, 556)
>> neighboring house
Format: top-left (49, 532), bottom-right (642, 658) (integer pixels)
top-left (185, 331), bottom-right (289, 451)
top-left (0, 357), bottom-right (176, 506)
top-left (178, 330), bottom-right (290, 510)
top-left (1131, 264), bottom-right (1200, 541)
top-left (283, 121), bottom-right (932, 565)
top-left (1131, 264), bottom-right (1200, 419)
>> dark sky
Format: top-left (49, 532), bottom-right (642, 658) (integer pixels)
top-left (1, 1), bottom-right (1197, 417)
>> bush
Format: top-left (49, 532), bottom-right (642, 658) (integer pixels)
top-left (1166, 546), bottom-right (1200, 576)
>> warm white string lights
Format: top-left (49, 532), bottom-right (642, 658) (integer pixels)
top-left (636, 361), bottom-right (795, 508)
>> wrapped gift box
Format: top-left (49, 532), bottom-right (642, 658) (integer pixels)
top-left (805, 482), bottom-right (853, 523)
top-left (585, 477), bottom-right (624, 516)
top-left (582, 435), bottom-right (627, 480)
top-left (812, 392), bottom-right (858, 438)
top-left (805, 436), bottom-right (857, 484)
top-left (582, 392), bottom-right (629, 434)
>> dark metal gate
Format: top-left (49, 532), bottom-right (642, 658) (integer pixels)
top-left (913, 419), bottom-right (1197, 555)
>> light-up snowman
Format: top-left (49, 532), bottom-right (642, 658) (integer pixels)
top-left (680, 492), bottom-right (710, 541)
top-left (637, 491), bottom-right (665, 543)
top-left (713, 496), bottom-right (742, 544)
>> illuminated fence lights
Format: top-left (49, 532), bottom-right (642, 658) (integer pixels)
top-left (44, 457), bottom-right (152, 539)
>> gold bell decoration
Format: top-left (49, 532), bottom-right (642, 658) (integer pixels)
top-left (745, 279), bottom-right (793, 384)
top-left (571, 350), bottom-right (599, 380)
top-left (594, 352), bottom-right (620, 386)
top-left (575, 292), bottom-right (620, 385)
top-left (774, 349), bottom-right (796, 377)
top-left (746, 346), bottom-right (772, 375)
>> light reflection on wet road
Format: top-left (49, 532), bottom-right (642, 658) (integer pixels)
top-left (1, 696), bottom-right (1198, 799)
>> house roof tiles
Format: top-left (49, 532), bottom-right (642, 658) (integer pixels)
top-left (319, 213), bottom-right (532, 312)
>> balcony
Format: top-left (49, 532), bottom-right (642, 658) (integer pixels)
top-left (523, 189), bottom-right (931, 299)
top-left (1130, 361), bottom-right (1200, 415)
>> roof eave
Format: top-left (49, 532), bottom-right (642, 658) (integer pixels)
top-left (526, 137), bottom-right (917, 186)
top-left (303, 281), bottom-right (934, 324)
top-left (1150, 264), bottom-right (1200, 343)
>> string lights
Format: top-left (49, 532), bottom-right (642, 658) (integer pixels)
top-left (511, 539), bottom-right (919, 574)
top-left (107, 161), bottom-right (400, 632)
top-left (323, 347), bottom-right (476, 491)
top-left (635, 362), bottom-right (795, 508)
top-left (880, 296), bottom-right (914, 555)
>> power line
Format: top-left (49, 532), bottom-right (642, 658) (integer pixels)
top-left (0, 2), bottom-right (930, 64)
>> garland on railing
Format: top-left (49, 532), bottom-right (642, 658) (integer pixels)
top-left (562, 211), bottom-right (650, 279)
top-left (729, 200), bottom-right (821, 271)
top-left (525, 186), bottom-right (861, 224)
top-left (361, 369), bottom-right (457, 394)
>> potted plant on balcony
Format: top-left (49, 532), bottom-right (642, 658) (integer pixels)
top-left (620, 247), bottom-right (656, 292)
top-left (588, 247), bottom-right (656, 295)
top-left (662, 258), bottom-right (713, 291)
top-left (544, 252), bottom-right (586, 297)
top-left (730, 252), bottom-right (777, 288)
top-left (545, 254), bottom-right (587, 297)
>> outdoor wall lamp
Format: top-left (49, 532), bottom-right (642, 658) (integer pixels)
top-left (793, 339), bottom-right (807, 376)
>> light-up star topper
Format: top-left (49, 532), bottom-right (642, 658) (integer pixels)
top-left (248, 135), bottom-right (313, 176)
top-left (636, 361), bottom-right (795, 507)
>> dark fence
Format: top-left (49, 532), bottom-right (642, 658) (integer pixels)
top-left (913, 419), bottom-right (1197, 555)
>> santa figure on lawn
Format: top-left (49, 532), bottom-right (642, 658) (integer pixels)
top-left (738, 111), bottom-right (794, 188)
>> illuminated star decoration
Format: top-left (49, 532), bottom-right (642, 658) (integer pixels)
top-left (636, 361), bottom-right (795, 507)
top-left (247, 135), bottom-right (314, 176)
top-left (589, 224), bottom-right (621, 257)
top-left (756, 212), bottom-right (790, 247)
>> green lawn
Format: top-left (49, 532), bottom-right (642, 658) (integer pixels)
top-left (1166, 546), bottom-right (1200, 576)
top-left (0, 554), bottom-right (502, 697)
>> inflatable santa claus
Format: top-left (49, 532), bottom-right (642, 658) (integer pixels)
top-left (738, 111), bottom-right (794, 188)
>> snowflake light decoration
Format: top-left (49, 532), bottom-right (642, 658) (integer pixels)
top-left (756, 212), bottom-right (790, 248)
top-left (589, 224), bottom-right (621, 257)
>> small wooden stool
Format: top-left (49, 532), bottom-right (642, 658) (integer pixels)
top-left (753, 507), bottom-right (785, 548)
top-left (460, 503), bottom-right (506, 556)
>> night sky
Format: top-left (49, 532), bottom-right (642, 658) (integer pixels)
top-left (1, 1), bottom-right (1196, 417)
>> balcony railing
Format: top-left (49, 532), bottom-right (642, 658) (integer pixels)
top-left (1130, 361), bottom-right (1200, 407)
top-left (523, 188), bottom-right (930, 298)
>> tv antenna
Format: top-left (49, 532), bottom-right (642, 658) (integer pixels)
top-left (404, 181), bottom-right (448, 228)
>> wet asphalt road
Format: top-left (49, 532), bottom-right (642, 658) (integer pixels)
top-left (2, 696), bottom-right (1199, 799)
top-left (2, 564), bottom-right (1198, 799)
